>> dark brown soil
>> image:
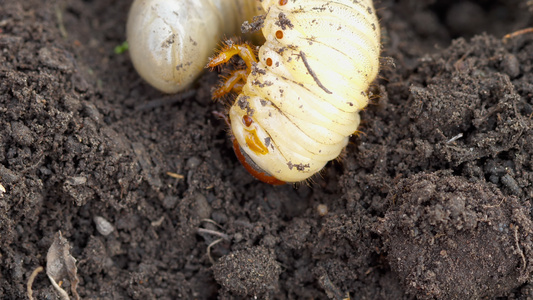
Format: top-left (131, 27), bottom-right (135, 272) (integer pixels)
top-left (1, 0), bottom-right (533, 299)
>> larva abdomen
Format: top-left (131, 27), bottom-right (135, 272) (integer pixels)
top-left (217, 0), bottom-right (380, 183)
top-left (261, 3), bottom-right (379, 110)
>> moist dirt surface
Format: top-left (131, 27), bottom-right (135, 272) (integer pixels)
top-left (1, 0), bottom-right (533, 299)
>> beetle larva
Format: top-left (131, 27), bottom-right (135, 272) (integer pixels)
top-left (208, 0), bottom-right (381, 184)
top-left (127, 0), bottom-right (262, 93)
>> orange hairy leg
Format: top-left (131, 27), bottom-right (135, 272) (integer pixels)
top-left (207, 43), bottom-right (257, 70)
top-left (207, 43), bottom-right (258, 98)
top-left (212, 69), bottom-right (247, 99)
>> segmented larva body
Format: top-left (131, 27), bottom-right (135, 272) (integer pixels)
top-left (126, 0), bottom-right (262, 93)
top-left (227, 0), bottom-right (381, 183)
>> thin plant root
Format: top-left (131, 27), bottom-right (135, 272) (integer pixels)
top-left (27, 266), bottom-right (44, 300)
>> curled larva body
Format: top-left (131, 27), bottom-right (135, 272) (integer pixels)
top-left (127, 0), bottom-right (262, 93)
top-left (229, 0), bottom-right (381, 183)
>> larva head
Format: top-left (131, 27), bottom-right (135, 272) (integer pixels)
top-left (230, 109), bottom-right (286, 185)
top-left (232, 138), bottom-right (286, 185)
top-left (229, 96), bottom-right (333, 184)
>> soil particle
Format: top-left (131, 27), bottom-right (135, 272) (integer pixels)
top-left (212, 246), bottom-right (282, 297)
top-left (382, 171), bottom-right (533, 299)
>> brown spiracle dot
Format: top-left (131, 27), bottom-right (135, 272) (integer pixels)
top-left (243, 115), bottom-right (253, 127)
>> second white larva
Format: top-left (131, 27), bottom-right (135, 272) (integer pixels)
top-left (126, 0), bottom-right (262, 93)
top-left (218, 0), bottom-right (381, 183)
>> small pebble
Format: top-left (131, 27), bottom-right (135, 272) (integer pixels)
top-left (94, 216), bottom-right (115, 236)
top-left (501, 53), bottom-right (520, 78)
top-left (65, 176), bottom-right (87, 186)
top-left (11, 122), bottom-right (34, 146)
top-left (317, 204), bottom-right (328, 216)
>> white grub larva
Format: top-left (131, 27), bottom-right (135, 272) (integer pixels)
top-left (208, 0), bottom-right (381, 184)
top-left (127, 0), bottom-right (262, 93)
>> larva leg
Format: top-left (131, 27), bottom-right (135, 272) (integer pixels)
top-left (206, 43), bottom-right (258, 73)
top-left (212, 69), bottom-right (248, 99)
top-left (207, 43), bottom-right (259, 98)
top-left (212, 110), bottom-right (231, 127)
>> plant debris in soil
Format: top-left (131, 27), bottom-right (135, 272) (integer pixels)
top-left (1, 0), bottom-right (533, 299)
